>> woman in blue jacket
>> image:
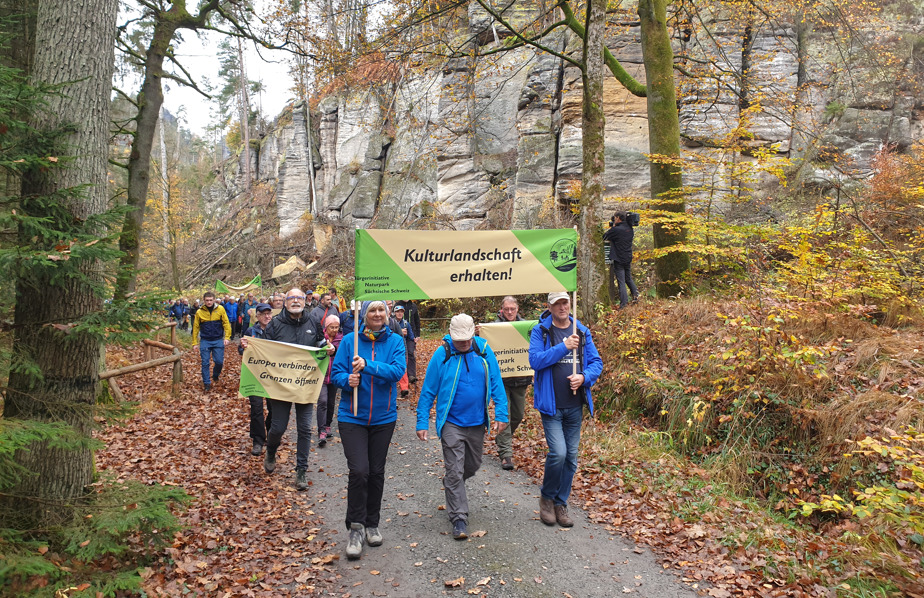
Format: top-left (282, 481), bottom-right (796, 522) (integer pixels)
top-left (331, 301), bottom-right (406, 561)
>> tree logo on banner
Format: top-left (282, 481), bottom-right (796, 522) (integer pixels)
top-left (549, 238), bottom-right (577, 272)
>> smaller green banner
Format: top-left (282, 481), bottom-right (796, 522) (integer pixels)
top-left (239, 337), bottom-right (329, 404)
top-left (217, 274), bottom-right (262, 294)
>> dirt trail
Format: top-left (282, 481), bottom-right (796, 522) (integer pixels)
top-left (305, 400), bottom-right (698, 598)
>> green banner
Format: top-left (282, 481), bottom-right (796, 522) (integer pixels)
top-left (216, 274), bottom-right (262, 294)
top-left (355, 229), bottom-right (577, 300)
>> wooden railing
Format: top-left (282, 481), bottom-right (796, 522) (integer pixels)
top-left (101, 321), bottom-right (183, 400)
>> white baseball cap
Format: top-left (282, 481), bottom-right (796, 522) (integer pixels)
top-left (548, 292), bottom-right (569, 305)
top-left (449, 314), bottom-right (475, 341)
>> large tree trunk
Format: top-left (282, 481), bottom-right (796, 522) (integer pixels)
top-left (114, 16), bottom-right (179, 300)
top-left (2, 0), bottom-right (117, 529)
top-left (577, 0), bottom-right (607, 323)
top-left (639, 0), bottom-right (689, 297)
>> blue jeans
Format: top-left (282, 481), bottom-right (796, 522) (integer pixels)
top-left (199, 339), bottom-right (224, 385)
top-left (540, 406), bottom-right (583, 505)
top-left (266, 399), bottom-right (313, 470)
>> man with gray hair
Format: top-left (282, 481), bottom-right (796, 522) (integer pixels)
top-left (528, 292), bottom-right (602, 527)
top-left (492, 296), bottom-right (532, 471)
top-left (416, 314), bottom-right (508, 540)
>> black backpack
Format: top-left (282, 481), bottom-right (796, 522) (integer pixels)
top-left (441, 339), bottom-right (486, 363)
top-left (626, 211), bottom-right (640, 227)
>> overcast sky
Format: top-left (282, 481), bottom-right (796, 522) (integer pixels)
top-left (161, 29), bottom-right (296, 138)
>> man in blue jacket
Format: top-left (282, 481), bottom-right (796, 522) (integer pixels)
top-left (416, 313), bottom-right (508, 540)
top-left (528, 292), bottom-right (603, 528)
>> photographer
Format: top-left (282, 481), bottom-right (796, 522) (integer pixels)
top-left (603, 212), bottom-right (639, 309)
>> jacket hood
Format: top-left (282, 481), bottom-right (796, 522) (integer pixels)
top-left (538, 309), bottom-right (577, 329)
top-left (279, 307), bottom-right (309, 325)
top-left (496, 311), bottom-right (524, 322)
top-left (441, 334), bottom-right (486, 355)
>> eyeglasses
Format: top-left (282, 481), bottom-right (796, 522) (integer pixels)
top-left (286, 296), bottom-right (306, 301)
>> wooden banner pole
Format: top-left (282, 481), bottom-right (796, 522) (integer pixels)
top-left (353, 302), bottom-right (360, 416)
top-left (572, 289), bottom-right (578, 395)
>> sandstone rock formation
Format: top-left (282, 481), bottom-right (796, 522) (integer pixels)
top-left (206, 3), bottom-right (924, 237)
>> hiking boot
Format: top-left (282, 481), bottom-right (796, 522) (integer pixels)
top-left (452, 520), bottom-right (467, 540)
top-left (539, 497), bottom-right (556, 526)
top-left (318, 430), bottom-right (327, 448)
top-left (400, 389), bottom-right (409, 397)
top-left (251, 441), bottom-right (264, 456)
top-left (204, 383), bottom-right (211, 392)
top-left (346, 523), bottom-right (364, 560)
top-left (554, 504), bottom-right (574, 527)
top-left (295, 468), bottom-right (308, 491)
top-left (501, 456), bottom-right (514, 471)
top-left (365, 526), bottom-right (383, 547)
top-left (264, 447), bottom-right (277, 474)
top-left (325, 426), bottom-right (334, 439)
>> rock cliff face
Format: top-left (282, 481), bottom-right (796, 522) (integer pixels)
top-left (209, 3), bottom-right (924, 237)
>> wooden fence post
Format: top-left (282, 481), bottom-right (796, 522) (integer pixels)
top-left (172, 347), bottom-right (183, 396)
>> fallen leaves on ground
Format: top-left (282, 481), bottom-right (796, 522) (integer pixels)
top-left (97, 342), bottom-right (336, 597)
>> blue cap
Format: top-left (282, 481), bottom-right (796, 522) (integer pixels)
top-left (255, 303), bottom-right (272, 312)
top-left (394, 304), bottom-right (405, 311)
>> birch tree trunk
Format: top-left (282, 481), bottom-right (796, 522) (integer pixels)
top-left (236, 36), bottom-right (252, 190)
top-left (2, 0), bottom-right (117, 528)
top-left (639, 0), bottom-right (689, 297)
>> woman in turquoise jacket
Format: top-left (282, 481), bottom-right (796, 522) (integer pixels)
top-left (331, 301), bottom-right (406, 561)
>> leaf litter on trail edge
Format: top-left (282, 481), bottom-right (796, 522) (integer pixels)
top-left (96, 345), bottom-right (330, 596)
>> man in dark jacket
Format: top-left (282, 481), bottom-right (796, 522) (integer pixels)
top-left (397, 300), bottom-right (421, 382)
top-left (603, 211), bottom-right (639, 309)
top-left (492, 296), bottom-right (532, 471)
top-left (309, 292), bottom-right (339, 331)
top-left (239, 303), bottom-right (274, 456)
top-left (241, 288), bottom-right (328, 491)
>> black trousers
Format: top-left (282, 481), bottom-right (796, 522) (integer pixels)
top-left (248, 396), bottom-right (272, 443)
top-left (339, 420), bottom-right (396, 530)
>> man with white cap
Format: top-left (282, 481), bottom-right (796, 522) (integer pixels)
top-left (416, 313), bottom-right (509, 540)
top-left (528, 292), bottom-right (603, 527)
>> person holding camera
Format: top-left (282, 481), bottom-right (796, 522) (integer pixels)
top-left (603, 211), bottom-right (639, 309)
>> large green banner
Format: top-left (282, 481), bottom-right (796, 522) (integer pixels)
top-left (355, 229), bottom-right (577, 300)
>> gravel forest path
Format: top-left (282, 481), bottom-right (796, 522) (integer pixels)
top-left (306, 394), bottom-right (698, 598)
